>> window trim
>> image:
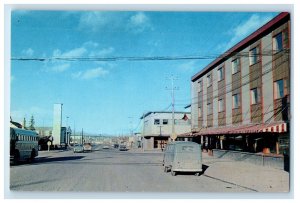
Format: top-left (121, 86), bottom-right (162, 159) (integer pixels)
top-left (162, 119), bottom-right (168, 125)
top-left (273, 32), bottom-right (283, 54)
top-left (231, 58), bottom-right (239, 75)
top-left (198, 107), bottom-right (202, 118)
top-left (249, 47), bottom-right (259, 66)
top-left (274, 79), bottom-right (285, 100)
top-left (207, 74), bottom-right (212, 87)
top-left (218, 98), bottom-right (224, 112)
top-left (217, 66), bottom-right (224, 82)
top-left (232, 94), bottom-right (240, 109)
top-left (154, 119), bottom-right (160, 125)
top-left (207, 103), bottom-right (212, 115)
top-left (250, 88), bottom-right (260, 105)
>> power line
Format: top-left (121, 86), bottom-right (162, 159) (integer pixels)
top-left (10, 49), bottom-right (289, 62)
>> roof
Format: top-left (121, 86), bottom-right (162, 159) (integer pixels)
top-left (140, 111), bottom-right (191, 119)
top-left (191, 12), bottom-right (290, 82)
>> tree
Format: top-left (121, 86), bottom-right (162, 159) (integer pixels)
top-left (29, 115), bottom-right (35, 131)
top-left (23, 117), bottom-right (27, 129)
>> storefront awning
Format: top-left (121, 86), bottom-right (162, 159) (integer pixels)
top-left (184, 122), bottom-right (288, 137)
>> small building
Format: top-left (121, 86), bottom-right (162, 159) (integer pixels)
top-left (141, 111), bottom-right (191, 150)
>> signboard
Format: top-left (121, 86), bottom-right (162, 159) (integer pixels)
top-left (170, 132), bottom-right (177, 140)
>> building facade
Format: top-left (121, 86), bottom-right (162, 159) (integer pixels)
top-left (141, 111), bottom-right (192, 150)
top-left (52, 103), bottom-right (63, 146)
top-left (189, 12), bottom-right (290, 155)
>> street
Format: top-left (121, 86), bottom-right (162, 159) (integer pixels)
top-left (9, 145), bottom-right (289, 193)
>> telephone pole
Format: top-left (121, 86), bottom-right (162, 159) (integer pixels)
top-left (166, 75), bottom-right (179, 141)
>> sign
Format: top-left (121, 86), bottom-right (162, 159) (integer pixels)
top-left (170, 132), bottom-right (177, 140)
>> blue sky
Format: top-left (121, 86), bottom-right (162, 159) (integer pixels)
top-left (10, 11), bottom-right (279, 135)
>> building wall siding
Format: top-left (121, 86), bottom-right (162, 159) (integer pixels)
top-left (241, 47), bottom-right (251, 125)
top-left (202, 74), bottom-right (208, 127)
top-left (272, 21), bottom-right (290, 122)
top-left (261, 33), bottom-right (274, 123)
top-left (191, 81), bottom-right (199, 129)
top-left (213, 67), bottom-right (218, 127)
top-left (225, 59), bottom-right (232, 126)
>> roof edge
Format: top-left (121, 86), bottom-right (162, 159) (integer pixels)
top-left (191, 12), bottom-right (290, 82)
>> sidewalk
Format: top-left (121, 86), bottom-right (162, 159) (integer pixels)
top-left (202, 152), bottom-right (290, 192)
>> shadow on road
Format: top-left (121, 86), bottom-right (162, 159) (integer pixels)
top-left (10, 156), bottom-right (86, 166)
top-left (35, 156), bottom-right (85, 164)
top-left (170, 164), bottom-right (209, 176)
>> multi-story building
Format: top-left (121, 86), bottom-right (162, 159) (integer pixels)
top-left (141, 111), bottom-right (192, 150)
top-left (189, 12), bottom-right (290, 155)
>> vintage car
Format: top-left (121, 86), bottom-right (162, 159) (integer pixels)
top-left (73, 144), bottom-right (84, 153)
top-left (163, 141), bottom-right (202, 176)
top-left (119, 145), bottom-right (127, 151)
top-left (83, 143), bottom-right (92, 152)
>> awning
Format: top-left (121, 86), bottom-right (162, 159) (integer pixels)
top-left (185, 122), bottom-right (288, 136)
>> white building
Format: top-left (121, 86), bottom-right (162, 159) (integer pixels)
top-left (52, 103), bottom-right (63, 146)
top-left (141, 111), bottom-right (191, 150)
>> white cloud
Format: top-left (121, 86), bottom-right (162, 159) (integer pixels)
top-left (218, 14), bottom-right (273, 52)
top-left (130, 12), bottom-right (148, 26)
top-left (78, 12), bottom-right (122, 32)
top-left (50, 63), bottom-right (71, 72)
top-left (21, 48), bottom-right (34, 56)
top-left (128, 12), bottom-right (152, 33)
top-left (53, 47), bottom-right (87, 58)
top-left (72, 67), bottom-right (109, 80)
top-left (78, 12), bottom-right (152, 34)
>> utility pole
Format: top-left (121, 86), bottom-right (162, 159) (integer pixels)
top-left (81, 128), bottom-right (83, 145)
top-left (158, 125), bottom-right (163, 136)
top-left (66, 116), bottom-right (69, 146)
top-left (73, 121), bottom-right (76, 145)
top-left (166, 75), bottom-right (179, 141)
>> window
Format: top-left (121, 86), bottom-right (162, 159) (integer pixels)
top-left (274, 79), bottom-right (284, 99)
top-left (163, 119), bottom-right (168, 125)
top-left (207, 103), bottom-right (212, 115)
top-left (218, 67), bottom-right (224, 81)
top-left (198, 81), bottom-right (202, 92)
top-left (207, 74), bottom-right (212, 87)
top-left (218, 99), bottom-right (224, 112)
top-left (232, 94), bottom-right (240, 109)
top-left (154, 119), bottom-right (160, 125)
top-left (198, 107), bottom-right (202, 117)
top-left (232, 59), bottom-right (239, 74)
top-left (273, 33), bottom-right (283, 53)
top-left (249, 47), bottom-right (259, 65)
top-left (251, 88), bottom-right (260, 105)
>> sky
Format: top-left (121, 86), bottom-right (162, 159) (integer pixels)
top-left (10, 10), bottom-right (279, 135)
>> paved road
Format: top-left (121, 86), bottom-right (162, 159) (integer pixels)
top-left (10, 145), bottom-right (257, 193)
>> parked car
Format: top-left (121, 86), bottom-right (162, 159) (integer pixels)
top-left (163, 141), bottom-right (202, 176)
top-left (73, 144), bottom-right (84, 153)
top-left (83, 143), bottom-right (92, 152)
top-left (119, 145), bottom-right (127, 151)
top-left (102, 145), bottom-right (110, 149)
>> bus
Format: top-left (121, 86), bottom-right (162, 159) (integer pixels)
top-left (10, 127), bottom-right (39, 164)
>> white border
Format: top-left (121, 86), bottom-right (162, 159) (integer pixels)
top-left (2, 2), bottom-right (298, 202)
